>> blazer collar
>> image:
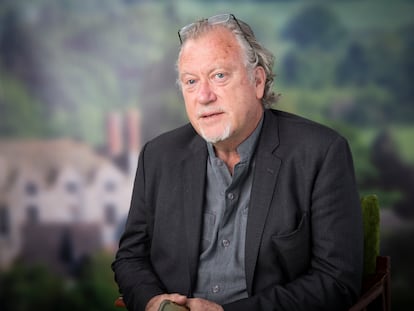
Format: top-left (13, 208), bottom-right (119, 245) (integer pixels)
top-left (258, 109), bottom-right (280, 152)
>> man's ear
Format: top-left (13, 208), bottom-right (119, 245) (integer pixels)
top-left (254, 66), bottom-right (266, 99)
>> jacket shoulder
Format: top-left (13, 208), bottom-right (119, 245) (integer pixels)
top-left (269, 109), bottom-right (344, 142)
top-left (143, 123), bottom-right (204, 158)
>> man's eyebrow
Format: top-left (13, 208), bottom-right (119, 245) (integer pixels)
top-left (179, 71), bottom-right (196, 78)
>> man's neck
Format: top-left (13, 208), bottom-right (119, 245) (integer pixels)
top-left (210, 111), bottom-right (265, 175)
top-left (213, 147), bottom-right (240, 175)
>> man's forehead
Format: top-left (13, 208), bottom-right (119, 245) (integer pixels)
top-left (180, 28), bottom-right (241, 60)
top-left (183, 26), bottom-right (239, 49)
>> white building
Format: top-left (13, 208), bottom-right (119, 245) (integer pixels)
top-left (0, 110), bottom-right (141, 272)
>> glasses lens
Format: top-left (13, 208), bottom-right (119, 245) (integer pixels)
top-left (207, 14), bottom-right (232, 25)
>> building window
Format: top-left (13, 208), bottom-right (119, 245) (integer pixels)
top-left (25, 182), bottom-right (38, 196)
top-left (104, 203), bottom-right (117, 225)
top-left (0, 205), bottom-right (10, 236)
top-left (66, 181), bottom-right (78, 194)
top-left (26, 205), bottom-right (39, 224)
top-left (104, 180), bottom-right (117, 192)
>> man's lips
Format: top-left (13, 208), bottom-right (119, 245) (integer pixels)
top-left (197, 108), bottom-right (225, 120)
top-left (199, 111), bottom-right (223, 119)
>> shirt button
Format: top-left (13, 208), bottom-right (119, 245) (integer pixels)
top-left (227, 192), bottom-right (234, 200)
top-left (212, 285), bottom-right (220, 293)
top-left (222, 239), bottom-right (230, 247)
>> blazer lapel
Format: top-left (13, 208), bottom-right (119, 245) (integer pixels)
top-left (245, 110), bottom-right (282, 295)
top-left (182, 137), bottom-right (208, 292)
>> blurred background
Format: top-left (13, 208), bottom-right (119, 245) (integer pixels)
top-left (0, 0), bottom-right (413, 310)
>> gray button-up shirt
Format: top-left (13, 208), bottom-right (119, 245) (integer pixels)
top-left (193, 116), bottom-right (263, 305)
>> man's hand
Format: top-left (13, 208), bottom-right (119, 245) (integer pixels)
top-left (145, 295), bottom-right (223, 311)
top-left (145, 293), bottom-right (188, 311)
top-left (186, 297), bottom-right (224, 311)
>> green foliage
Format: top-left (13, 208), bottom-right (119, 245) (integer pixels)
top-left (0, 0), bottom-right (181, 143)
top-left (1, 0), bottom-right (413, 143)
top-left (326, 120), bottom-right (379, 186)
top-left (328, 85), bottom-right (393, 127)
top-left (0, 252), bottom-right (119, 311)
top-left (0, 73), bottom-right (48, 138)
top-left (336, 42), bottom-right (371, 86)
top-left (390, 125), bottom-right (414, 165)
top-left (361, 194), bottom-right (380, 275)
top-left (59, 252), bottom-right (119, 311)
top-left (282, 4), bottom-right (347, 50)
top-left (278, 2), bottom-right (414, 129)
top-left (0, 263), bottom-right (66, 311)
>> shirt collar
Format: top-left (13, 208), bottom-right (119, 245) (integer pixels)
top-left (206, 114), bottom-right (264, 164)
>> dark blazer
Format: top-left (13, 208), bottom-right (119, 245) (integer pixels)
top-left (112, 109), bottom-right (364, 311)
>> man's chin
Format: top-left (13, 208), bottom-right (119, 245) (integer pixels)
top-left (201, 132), bottom-right (230, 144)
top-left (199, 124), bottom-right (232, 144)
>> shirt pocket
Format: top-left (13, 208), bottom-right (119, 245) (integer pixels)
top-left (271, 212), bottom-right (310, 281)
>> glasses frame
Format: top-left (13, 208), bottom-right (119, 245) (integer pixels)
top-left (177, 13), bottom-right (251, 46)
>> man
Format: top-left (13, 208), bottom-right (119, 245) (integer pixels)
top-left (112, 14), bottom-right (363, 311)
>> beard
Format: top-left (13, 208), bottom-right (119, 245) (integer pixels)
top-left (199, 122), bottom-right (232, 144)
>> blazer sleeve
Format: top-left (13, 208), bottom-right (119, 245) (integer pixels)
top-left (111, 143), bottom-right (166, 311)
top-left (224, 135), bottom-right (364, 311)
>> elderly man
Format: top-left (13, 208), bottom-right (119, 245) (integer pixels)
top-left (112, 14), bottom-right (363, 311)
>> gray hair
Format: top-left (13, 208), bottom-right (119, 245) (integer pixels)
top-left (176, 14), bottom-right (278, 108)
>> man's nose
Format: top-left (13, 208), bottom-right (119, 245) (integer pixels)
top-left (197, 80), bottom-right (217, 105)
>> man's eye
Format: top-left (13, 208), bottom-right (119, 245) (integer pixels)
top-left (187, 79), bottom-right (196, 85)
top-left (215, 73), bottom-right (225, 79)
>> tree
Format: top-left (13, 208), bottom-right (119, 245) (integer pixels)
top-left (0, 73), bottom-right (48, 138)
top-left (0, 264), bottom-right (66, 311)
top-left (281, 52), bottom-right (301, 85)
top-left (0, 252), bottom-right (119, 311)
top-left (336, 42), bottom-right (371, 86)
top-left (392, 24), bottom-right (414, 122)
top-left (59, 252), bottom-right (120, 311)
top-left (282, 4), bottom-right (347, 50)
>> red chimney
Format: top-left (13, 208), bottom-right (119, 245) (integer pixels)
top-left (106, 111), bottom-right (123, 157)
top-left (125, 108), bottom-right (141, 153)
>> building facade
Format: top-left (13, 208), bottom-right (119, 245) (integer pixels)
top-left (0, 110), bottom-right (141, 272)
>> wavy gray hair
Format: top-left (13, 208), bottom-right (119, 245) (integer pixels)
top-left (177, 14), bottom-right (278, 108)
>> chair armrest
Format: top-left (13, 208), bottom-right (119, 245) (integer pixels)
top-left (349, 256), bottom-right (391, 311)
